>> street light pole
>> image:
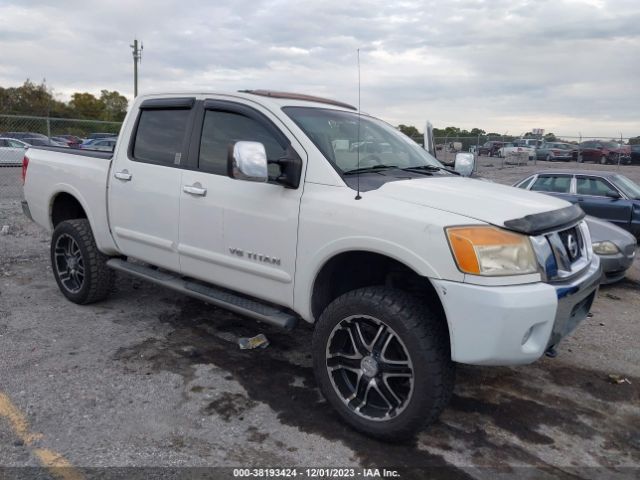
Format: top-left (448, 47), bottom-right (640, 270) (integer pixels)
top-left (130, 39), bottom-right (143, 97)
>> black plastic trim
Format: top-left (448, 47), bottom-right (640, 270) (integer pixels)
top-left (139, 97), bottom-right (195, 110)
top-left (27, 146), bottom-right (112, 160)
top-left (503, 204), bottom-right (585, 235)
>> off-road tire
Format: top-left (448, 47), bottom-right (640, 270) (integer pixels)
top-left (312, 286), bottom-right (454, 441)
top-left (50, 219), bottom-right (114, 304)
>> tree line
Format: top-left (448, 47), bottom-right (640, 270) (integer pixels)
top-left (397, 124), bottom-right (640, 145)
top-left (0, 80), bottom-right (128, 122)
top-left (397, 124), bottom-right (560, 143)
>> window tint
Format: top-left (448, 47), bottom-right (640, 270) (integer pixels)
top-left (133, 108), bottom-right (190, 165)
top-left (576, 177), bottom-right (617, 197)
top-left (530, 175), bottom-right (571, 193)
top-left (198, 110), bottom-right (286, 175)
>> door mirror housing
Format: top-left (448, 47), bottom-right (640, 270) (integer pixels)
top-left (606, 190), bottom-right (621, 199)
top-left (454, 152), bottom-right (475, 177)
top-left (228, 141), bottom-right (268, 183)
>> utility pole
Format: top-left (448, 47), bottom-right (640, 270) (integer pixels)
top-left (130, 39), bottom-right (143, 97)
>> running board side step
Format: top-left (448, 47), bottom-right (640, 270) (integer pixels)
top-left (106, 258), bottom-right (299, 330)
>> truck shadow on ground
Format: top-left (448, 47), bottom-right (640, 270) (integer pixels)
top-left (113, 289), bottom-right (639, 479)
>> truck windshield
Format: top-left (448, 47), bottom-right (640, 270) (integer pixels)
top-left (283, 107), bottom-right (442, 174)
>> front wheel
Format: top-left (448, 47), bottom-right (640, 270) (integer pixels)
top-left (312, 287), bottom-right (454, 440)
top-left (51, 219), bottom-right (114, 304)
top-left (600, 155), bottom-right (608, 165)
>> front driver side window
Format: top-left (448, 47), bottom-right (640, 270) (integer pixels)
top-left (198, 110), bottom-right (287, 176)
top-left (576, 177), bottom-right (617, 197)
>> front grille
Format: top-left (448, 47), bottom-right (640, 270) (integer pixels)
top-left (545, 224), bottom-right (589, 278)
top-left (558, 227), bottom-right (583, 262)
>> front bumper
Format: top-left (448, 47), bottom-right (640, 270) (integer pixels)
top-left (599, 249), bottom-right (636, 284)
top-left (433, 255), bottom-right (601, 366)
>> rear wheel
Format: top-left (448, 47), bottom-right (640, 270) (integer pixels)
top-left (546, 154), bottom-right (552, 162)
top-left (312, 287), bottom-right (454, 440)
top-left (51, 219), bottom-right (114, 304)
top-left (600, 155), bottom-right (608, 165)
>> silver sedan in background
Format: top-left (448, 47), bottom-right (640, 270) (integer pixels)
top-left (0, 137), bottom-right (29, 166)
top-left (586, 215), bottom-right (637, 284)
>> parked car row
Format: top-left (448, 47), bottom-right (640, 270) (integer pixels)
top-left (476, 139), bottom-right (637, 165)
top-left (0, 131), bottom-right (118, 164)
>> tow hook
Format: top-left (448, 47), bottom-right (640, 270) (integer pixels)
top-left (545, 345), bottom-right (558, 358)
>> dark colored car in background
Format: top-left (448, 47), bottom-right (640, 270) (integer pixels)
top-left (535, 142), bottom-right (574, 162)
top-left (514, 170), bottom-right (640, 238)
top-left (477, 140), bottom-right (504, 156)
top-left (630, 144), bottom-right (640, 165)
top-left (575, 140), bottom-right (631, 164)
top-left (86, 132), bottom-right (119, 140)
top-left (56, 134), bottom-right (83, 148)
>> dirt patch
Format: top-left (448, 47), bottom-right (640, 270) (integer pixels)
top-left (546, 365), bottom-right (639, 403)
top-left (204, 392), bottom-right (257, 421)
top-left (114, 298), bottom-right (473, 479)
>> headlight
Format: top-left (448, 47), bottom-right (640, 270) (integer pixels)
top-left (446, 226), bottom-right (538, 276)
top-left (592, 241), bottom-right (620, 255)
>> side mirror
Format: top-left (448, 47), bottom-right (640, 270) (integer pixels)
top-left (454, 152), bottom-right (475, 177)
top-left (606, 190), bottom-right (621, 199)
top-left (228, 141), bottom-right (268, 183)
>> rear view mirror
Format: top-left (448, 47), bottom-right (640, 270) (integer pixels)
top-left (606, 190), bottom-right (621, 199)
top-left (454, 152), bottom-right (475, 177)
top-left (228, 141), bottom-right (268, 183)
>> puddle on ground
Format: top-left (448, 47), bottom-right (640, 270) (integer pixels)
top-left (113, 297), bottom-right (640, 475)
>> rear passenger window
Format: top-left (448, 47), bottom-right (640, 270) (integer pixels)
top-left (530, 175), bottom-right (571, 193)
top-left (133, 109), bottom-right (191, 166)
top-left (198, 110), bottom-right (286, 175)
top-left (576, 177), bottom-right (617, 197)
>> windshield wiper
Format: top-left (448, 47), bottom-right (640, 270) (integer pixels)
top-left (343, 165), bottom-right (400, 175)
top-left (401, 165), bottom-right (460, 175)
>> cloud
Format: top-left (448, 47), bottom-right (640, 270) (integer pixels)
top-left (0, 0), bottom-right (639, 136)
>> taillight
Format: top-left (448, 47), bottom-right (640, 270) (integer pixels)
top-left (21, 155), bottom-right (29, 185)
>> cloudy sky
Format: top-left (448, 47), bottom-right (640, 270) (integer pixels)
top-left (1, 0), bottom-right (639, 137)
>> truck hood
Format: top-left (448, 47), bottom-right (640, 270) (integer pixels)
top-left (376, 176), bottom-right (571, 229)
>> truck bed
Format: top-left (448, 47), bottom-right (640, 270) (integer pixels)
top-left (23, 145), bottom-right (118, 254)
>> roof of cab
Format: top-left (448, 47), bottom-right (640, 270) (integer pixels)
top-left (239, 90), bottom-right (356, 110)
top-left (135, 90), bottom-right (357, 112)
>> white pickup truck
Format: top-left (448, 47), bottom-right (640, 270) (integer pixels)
top-left (22, 90), bottom-right (601, 439)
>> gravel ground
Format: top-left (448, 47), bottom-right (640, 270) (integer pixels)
top-left (0, 161), bottom-right (639, 479)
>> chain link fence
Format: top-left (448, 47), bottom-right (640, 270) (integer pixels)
top-left (2, 115), bottom-right (637, 202)
top-left (0, 115), bottom-right (122, 201)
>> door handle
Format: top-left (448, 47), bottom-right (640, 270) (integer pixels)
top-left (114, 170), bottom-right (132, 181)
top-left (183, 184), bottom-right (207, 196)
